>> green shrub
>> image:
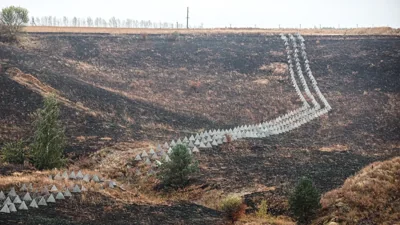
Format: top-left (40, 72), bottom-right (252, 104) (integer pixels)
top-left (1, 140), bottom-right (26, 164)
top-left (157, 144), bottom-right (198, 189)
top-left (0, 6), bottom-right (29, 41)
top-left (31, 95), bottom-right (66, 170)
top-left (256, 200), bottom-right (268, 218)
top-left (289, 177), bottom-right (321, 224)
top-left (220, 195), bottom-right (246, 223)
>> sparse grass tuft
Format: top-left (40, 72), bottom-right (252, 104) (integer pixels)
top-left (220, 195), bottom-right (246, 224)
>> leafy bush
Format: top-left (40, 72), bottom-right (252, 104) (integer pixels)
top-left (1, 140), bottom-right (26, 164)
top-left (31, 95), bottom-right (66, 170)
top-left (289, 177), bottom-right (321, 224)
top-left (157, 144), bottom-right (198, 189)
top-left (220, 195), bottom-right (246, 223)
top-left (0, 6), bottom-right (29, 41)
top-left (256, 200), bottom-right (268, 218)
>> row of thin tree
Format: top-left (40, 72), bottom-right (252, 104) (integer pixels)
top-left (30, 16), bottom-right (192, 29)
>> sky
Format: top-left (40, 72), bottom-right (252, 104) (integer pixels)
top-left (1, 0), bottom-right (399, 28)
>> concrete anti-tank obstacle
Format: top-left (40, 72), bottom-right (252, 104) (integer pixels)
top-left (134, 154), bottom-right (142, 161)
top-left (23, 192), bottom-right (32, 201)
top-left (41, 186), bottom-right (50, 195)
top-left (19, 201), bottom-right (28, 210)
top-left (50, 185), bottom-right (58, 192)
top-left (8, 187), bottom-right (17, 197)
top-left (199, 142), bottom-right (206, 148)
top-left (145, 158), bottom-right (152, 165)
top-left (163, 142), bottom-right (169, 149)
top-left (4, 196), bottom-right (12, 205)
top-left (192, 146), bottom-right (199, 153)
top-left (83, 174), bottom-right (90, 182)
top-left (72, 185), bottom-right (81, 193)
top-left (149, 148), bottom-right (155, 155)
top-left (38, 197), bottom-right (47, 206)
top-left (194, 139), bottom-right (200, 145)
top-left (151, 154), bottom-right (159, 160)
top-left (8, 203), bottom-right (17, 212)
top-left (206, 142), bottom-right (212, 148)
top-left (63, 189), bottom-right (72, 197)
top-left (164, 155), bottom-right (171, 162)
top-left (168, 147), bottom-right (173, 154)
top-left (20, 183), bottom-right (28, 192)
top-left (92, 175), bottom-right (100, 183)
top-left (69, 171), bottom-right (76, 179)
top-left (76, 170), bottom-right (84, 179)
top-left (47, 194), bottom-right (56, 203)
top-left (81, 185), bottom-right (87, 192)
top-left (189, 135), bottom-right (195, 141)
top-left (0, 204), bottom-right (10, 213)
top-left (13, 195), bottom-right (22, 204)
top-left (62, 171), bottom-right (69, 179)
top-left (0, 191), bottom-right (5, 200)
top-left (29, 199), bottom-right (38, 208)
top-left (183, 136), bottom-right (189, 143)
top-left (141, 150), bottom-right (148, 158)
top-left (176, 138), bottom-right (182, 145)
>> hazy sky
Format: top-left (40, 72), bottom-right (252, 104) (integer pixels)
top-left (1, 0), bottom-right (399, 28)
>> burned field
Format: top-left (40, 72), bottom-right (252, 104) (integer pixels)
top-left (0, 33), bottom-right (400, 224)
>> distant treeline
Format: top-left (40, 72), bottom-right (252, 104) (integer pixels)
top-left (29, 16), bottom-right (198, 29)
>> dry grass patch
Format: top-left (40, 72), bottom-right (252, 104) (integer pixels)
top-left (313, 157), bottom-right (400, 225)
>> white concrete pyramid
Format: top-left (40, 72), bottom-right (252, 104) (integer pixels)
top-left (64, 189), bottom-right (72, 197)
top-left (29, 199), bottom-right (38, 208)
top-left (183, 137), bottom-right (189, 143)
top-left (134, 154), bottom-right (142, 161)
top-left (158, 149), bottom-right (165, 156)
top-left (223, 136), bottom-right (228, 142)
top-left (145, 158), bottom-right (151, 165)
top-left (69, 171), bottom-right (76, 179)
top-left (92, 175), bottom-right (100, 182)
top-left (81, 185), bottom-right (87, 192)
top-left (141, 150), bottom-right (148, 158)
top-left (170, 140), bottom-right (176, 146)
top-left (83, 174), bottom-right (90, 182)
top-left (194, 139), bottom-right (200, 145)
top-left (192, 146), bottom-right (199, 153)
top-left (149, 148), bottom-right (155, 155)
top-left (189, 135), bottom-right (195, 141)
top-left (206, 142), bottom-right (212, 148)
top-left (217, 138), bottom-right (223, 145)
top-left (19, 201), bottom-right (28, 210)
top-left (0, 191), bottom-right (5, 200)
top-left (163, 142), bottom-right (169, 149)
top-left (76, 170), bottom-right (84, 179)
top-left (157, 144), bottom-right (162, 151)
top-left (212, 140), bottom-right (218, 146)
top-left (164, 155), bottom-right (171, 162)
top-left (38, 197), bottom-right (47, 206)
top-left (23, 192), bottom-right (32, 201)
top-left (62, 171), bottom-right (69, 179)
top-left (0, 204), bottom-right (10, 213)
top-left (108, 181), bottom-right (114, 189)
top-left (151, 154), bottom-right (159, 160)
top-left (54, 173), bottom-right (62, 181)
top-left (47, 194), bottom-right (56, 203)
top-left (56, 192), bottom-right (65, 200)
top-left (50, 185), bottom-right (58, 192)
top-left (188, 141), bottom-right (194, 148)
top-left (41, 186), bottom-right (50, 195)
top-left (168, 147), bottom-right (173, 154)
top-left (72, 185), bottom-right (81, 193)
top-left (8, 203), bottom-right (17, 212)
top-left (8, 187), bottom-right (16, 197)
top-left (13, 195), bottom-right (22, 204)
top-left (195, 134), bottom-right (200, 139)
top-left (176, 138), bottom-right (182, 145)
top-left (199, 142), bottom-right (206, 148)
top-left (4, 196), bottom-right (12, 205)
top-left (20, 183), bottom-right (28, 192)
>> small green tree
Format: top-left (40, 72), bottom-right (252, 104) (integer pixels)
top-left (31, 95), bottom-right (66, 170)
top-left (157, 144), bottom-right (198, 189)
top-left (289, 177), bottom-right (321, 224)
top-left (0, 6), bottom-right (29, 41)
top-left (1, 140), bottom-right (26, 164)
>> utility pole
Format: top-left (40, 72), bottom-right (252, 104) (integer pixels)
top-left (186, 7), bottom-right (189, 29)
